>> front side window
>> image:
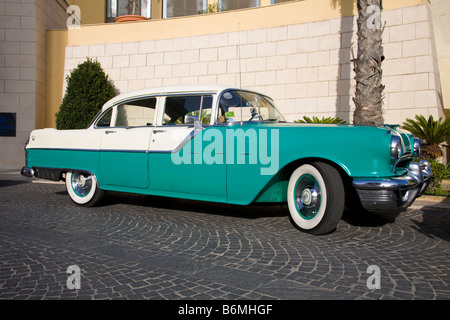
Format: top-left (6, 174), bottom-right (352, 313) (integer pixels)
top-left (96, 109), bottom-right (113, 127)
top-left (163, 95), bottom-right (212, 125)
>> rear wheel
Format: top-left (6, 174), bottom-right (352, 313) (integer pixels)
top-left (287, 162), bottom-right (344, 234)
top-left (66, 171), bottom-right (105, 207)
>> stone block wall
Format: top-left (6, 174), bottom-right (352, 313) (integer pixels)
top-left (64, 3), bottom-right (444, 126)
top-left (0, 0), bottom-right (67, 169)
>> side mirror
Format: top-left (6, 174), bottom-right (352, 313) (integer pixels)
top-left (184, 115), bottom-right (201, 131)
top-left (184, 115), bottom-right (198, 124)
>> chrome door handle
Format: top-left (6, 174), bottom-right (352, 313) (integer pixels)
top-left (153, 129), bottom-right (166, 134)
top-left (105, 130), bottom-right (116, 134)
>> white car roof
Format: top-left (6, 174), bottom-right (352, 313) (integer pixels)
top-left (101, 84), bottom-right (238, 111)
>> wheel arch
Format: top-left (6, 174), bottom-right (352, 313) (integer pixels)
top-left (253, 157), bottom-right (352, 204)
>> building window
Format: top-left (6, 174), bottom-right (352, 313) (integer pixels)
top-left (163, 0), bottom-right (263, 18)
top-left (219, 0), bottom-right (259, 11)
top-left (107, 0), bottom-right (151, 22)
top-left (271, 0), bottom-right (294, 3)
top-left (163, 0), bottom-right (205, 18)
top-left (0, 113), bottom-right (16, 137)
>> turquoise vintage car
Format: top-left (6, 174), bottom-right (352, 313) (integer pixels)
top-left (21, 85), bottom-right (432, 234)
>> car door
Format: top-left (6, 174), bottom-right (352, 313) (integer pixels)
top-left (99, 97), bottom-right (156, 189)
top-left (148, 94), bottom-right (227, 201)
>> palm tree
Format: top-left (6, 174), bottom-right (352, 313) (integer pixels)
top-left (352, 0), bottom-right (385, 125)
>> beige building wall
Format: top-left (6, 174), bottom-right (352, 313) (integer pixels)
top-left (66, 0), bottom-right (106, 24)
top-left (430, 0), bottom-right (450, 112)
top-left (62, 1), bottom-right (445, 125)
top-left (429, 0), bottom-right (450, 159)
top-left (0, 0), bottom-right (68, 169)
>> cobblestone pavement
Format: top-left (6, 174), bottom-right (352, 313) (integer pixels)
top-left (0, 171), bottom-right (449, 300)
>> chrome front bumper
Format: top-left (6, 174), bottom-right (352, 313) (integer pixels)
top-left (352, 160), bottom-right (432, 212)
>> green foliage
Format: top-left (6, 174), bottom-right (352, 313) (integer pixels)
top-left (401, 115), bottom-right (450, 145)
top-left (294, 116), bottom-right (347, 124)
top-left (425, 159), bottom-right (450, 196)
top-left (55, 58), bottom-right (116, 130)
top-left (401, 115), bottom-right (450, 160)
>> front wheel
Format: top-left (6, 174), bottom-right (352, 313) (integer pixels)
top-left (65, 171), bottom-right (105, 207)
top-left (287, 162), bottom-right (344, 234)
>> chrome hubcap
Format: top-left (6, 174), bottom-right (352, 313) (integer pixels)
top-left (295, 174), bottom-right (321, 219)
top-left (71, 172), bottom-right (92, 197)
top-left (77, 175), bottom-right (86, 187)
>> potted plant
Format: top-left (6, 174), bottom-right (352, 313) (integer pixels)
top-left (114, 0), bottom-right (149, 23)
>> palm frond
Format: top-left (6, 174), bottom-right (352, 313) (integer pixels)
top-left (401, 115), bottom-right (450, 145)
top-left (294, 116), bottom-right (347, 124)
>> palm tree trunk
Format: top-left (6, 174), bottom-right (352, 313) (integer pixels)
top-left (353, 0), bottom-right (385, 125)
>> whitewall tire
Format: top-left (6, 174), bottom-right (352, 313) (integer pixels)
top-left (66, 171), bottom-right (105, 207)
top-left (287, 162), bottom-right (345, 234)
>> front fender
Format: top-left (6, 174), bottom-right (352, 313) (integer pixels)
top-left (277, 125), bottom-right (394, 178)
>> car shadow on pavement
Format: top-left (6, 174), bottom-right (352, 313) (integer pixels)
top-left (55, 189), bottom-right (422, 229)
top-left (341, 209), bottom-right (400, 228)
top-left (409, 207), bottom-right (450, 242)
top-left (58, 188), bottom-right (414, 228)
top-left (0, 179), bottom-right (30, 188)
top-left (97, 191), bottom-right (288, 220)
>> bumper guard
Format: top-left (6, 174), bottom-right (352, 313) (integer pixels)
top-left (20, 166), bottom-right (34, 178)
top-left (352, 160), bottom-right (432, 212)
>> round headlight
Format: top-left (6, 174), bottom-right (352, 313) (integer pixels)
top-left (413, 138), bottom-right (421, 157)
top-left (390, 135), bottom-right (401, 163)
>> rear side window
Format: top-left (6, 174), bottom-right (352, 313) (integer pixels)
top-left (115, 97), bottom-right (157, 127)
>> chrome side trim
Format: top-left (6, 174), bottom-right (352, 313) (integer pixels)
top-left (149, 127), bottom-right (206, 154)
top-left (27, 147), bottom-right (147, 154)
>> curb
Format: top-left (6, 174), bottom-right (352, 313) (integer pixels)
top-left (417, 195), bottom-right (450, 203)
top-left (411, 194), bottom-right (450, 211)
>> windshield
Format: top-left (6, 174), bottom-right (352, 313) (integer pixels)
top-left (218, 90), bottom-right (286, 124)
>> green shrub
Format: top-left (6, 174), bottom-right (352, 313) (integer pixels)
top-left (55, 58), bottom-right (117, 130)
top-left (294, 116), bottom-right (347, 124)
top-left (425, 159), bottom-right (450, 196)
